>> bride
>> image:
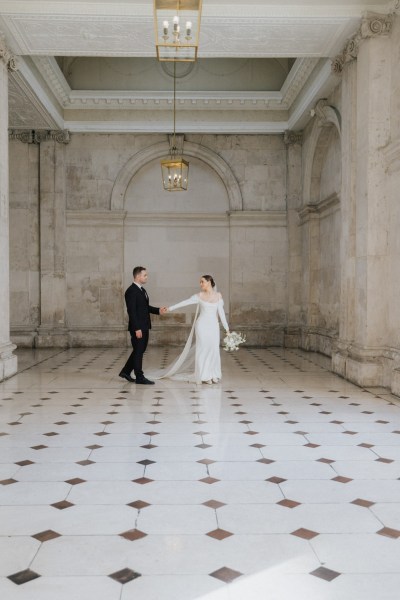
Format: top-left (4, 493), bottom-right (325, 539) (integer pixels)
top-left (154, 275), bottom-right (230, 384)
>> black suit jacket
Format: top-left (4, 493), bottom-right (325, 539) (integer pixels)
top-left (125, 283), bottom-right (160, 334)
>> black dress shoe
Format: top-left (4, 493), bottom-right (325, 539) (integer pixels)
top-left (119, 370), bottom-right (135, 383)
top-left (136, 377), bottom-right (155, 385)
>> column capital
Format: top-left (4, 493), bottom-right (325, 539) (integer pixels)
top-left (331, 11), bottom-right (393, 74)
top-left (283, 130), bottom-right (303, 146)
top-left (8, 129), bottom-right (70, 144)
top-left (360, 11), bottom-right (394, 39)
top-left (0, 36), bottom-right (18, 71)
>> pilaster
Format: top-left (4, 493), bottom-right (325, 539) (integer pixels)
top-left (332, 12), bottom-right (392, 386)
top-left (284, 130), bottom-right (303, 347)
top-left (0, 37), bottom-right (17, 380)
top-left (37, 135), bottom-right (70, 348)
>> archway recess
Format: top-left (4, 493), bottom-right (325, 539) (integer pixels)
top-left (110, 139), bottom-right (243, 211)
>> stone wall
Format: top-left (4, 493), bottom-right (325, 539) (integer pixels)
top-left (9, 132), bottom-right (288, 347)
top-left (9, 141), bottom-right (40, 346)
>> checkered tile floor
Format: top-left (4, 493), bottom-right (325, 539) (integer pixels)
top-left (1, 347), bottom-right (400, 599)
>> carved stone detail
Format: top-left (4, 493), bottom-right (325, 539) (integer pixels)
top-left (360, 12), bottom-right (394, 38)
top-left (311, 99), bottom-right (341, 133)
top-left (8, 129), bottom-right (34, 143)
top-left (283, 130), bottom-right (303, 146)
top-left (0, 36), bottom-right (18, 71)
top-left (331, 11), bottom-right (393, 74)
top-left (8, 129), bottom-right (70, 144)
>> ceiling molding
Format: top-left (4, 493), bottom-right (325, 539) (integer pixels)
top-left (64, 120), bottom-right (289, 134)
top-left (9, 70), bottom-right (60, 128)
top-left (0, 11), bottom-right (362, 57)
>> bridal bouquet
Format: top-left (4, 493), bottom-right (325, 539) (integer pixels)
top-left (223, 331), bottom-right (246, 352)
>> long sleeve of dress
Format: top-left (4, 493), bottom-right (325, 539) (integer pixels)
top-left (169, 294), bottom-right (199, 312)
top-left (217, 299), bottom-right (229, 332)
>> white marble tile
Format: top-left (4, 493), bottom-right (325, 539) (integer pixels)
top-left (2, 577), bottom-right (121, 600)
top-left (311, 533), bottom-right (400, 572)
top-left (0, 481), bottom-right (71, 505)
top-left (2, 347), bottom-right (400, 599)
top-left (138, 505), bottom-right (217, 534)
top-left (122, 575), bottom-right (227, 600)
top-left (0, 537), bottom-right (40, 575)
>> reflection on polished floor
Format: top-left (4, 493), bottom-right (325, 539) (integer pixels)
top-left (1, 346), bottom-right (400, 600)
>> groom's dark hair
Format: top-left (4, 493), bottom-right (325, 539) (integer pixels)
top-left (133, 266), bottom-right (146, 279)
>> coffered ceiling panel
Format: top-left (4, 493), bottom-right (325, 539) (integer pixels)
top-left (0, 0), bottom-right (395, 133)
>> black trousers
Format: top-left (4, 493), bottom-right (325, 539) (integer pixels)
top-left (122, 330), bottom-right (149, 379)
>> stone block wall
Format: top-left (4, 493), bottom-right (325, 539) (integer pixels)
top-left (9, 132), bottom-right (289, 348)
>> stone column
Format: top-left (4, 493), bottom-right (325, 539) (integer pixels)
top-left (332, 58), bottom-right (358, 378)
top-left (332, 12), bottom-right (393, 386)
top-left (0, 38), bottom-right (17, 380)
top-left (36, 131), bottom-right (70, 347)
top-left (284, 130), bottom-right (303, 348)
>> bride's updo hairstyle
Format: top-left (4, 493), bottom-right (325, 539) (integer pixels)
top-left (202, 275), bottom-right (216, 288)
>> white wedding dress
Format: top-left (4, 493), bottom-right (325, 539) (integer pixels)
top-left (149, 293), bottom-right (229, 384)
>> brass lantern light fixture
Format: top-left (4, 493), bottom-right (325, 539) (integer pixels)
top-left (154, 0), bottom-right (202, 62)
top-left (161, 63), bottom-right (189, 191)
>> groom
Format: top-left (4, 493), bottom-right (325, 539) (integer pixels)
top-left (119, 266), bottom-right (166, 385)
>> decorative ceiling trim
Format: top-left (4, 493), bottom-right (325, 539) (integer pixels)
top-left (15, 58), bottom-right (64, 127)
top-left (64, 120), bottom-right (289, 134)
top-left (0, 12), bottom-right (361, 57)
top-left (27, 55), bottom-right (323, 112)
top-left (9, 71), bottom-right (60, 129)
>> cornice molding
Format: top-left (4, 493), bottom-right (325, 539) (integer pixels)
top-left (9, 128), bottom-right (70, 144)
top-left (228, 210), bottom-right (287, 228)
top-left (332, 11), bottom-right (394, 74)
top-left (298, 193), bottom-right (340, 224)
top-left (67, 210), bottom-right (126, 226)
top-left (32, 56), bottom-right (320, 112)
top-left (65, 120), bottom-right (289, 134)
top-left (124, 213), bottom-right (229, 228)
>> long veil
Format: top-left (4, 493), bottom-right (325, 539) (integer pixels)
top-left (148, 304), bottom-right (199, 382)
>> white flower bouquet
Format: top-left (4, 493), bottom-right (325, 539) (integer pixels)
top-left (223, 331), bottom-right (246, 352)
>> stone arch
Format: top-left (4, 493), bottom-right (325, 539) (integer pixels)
top-left (303, 99), bottom-right (342, 205)
top-left (111, 139), bottom-right (243, 211)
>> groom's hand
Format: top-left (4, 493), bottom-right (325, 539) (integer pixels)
top-left (160, 307), bottom-right (168, 315)
top-left (135, 329), bottom-right (143, 339)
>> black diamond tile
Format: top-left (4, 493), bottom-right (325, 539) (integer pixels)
top-left (8, 569), bottom-right (41, 585)
top-left (310, 567), bottom-right (341, 582)
top-left (65, 478), bottom-right (85, 485)
top-left (127, 500), bottom-right (151, 509)
top-left (203, 499), bottom-right (226, 509)
top-left (32, 530), bottom-right (61, 542)
top-left (120, 529), bottom-right (147, 541)
top-left (109, 568), bottom-right (141, 584)
top-left (291, 528), bottom-right (319, 540)
top-left (209, 566), bottom-right (242, 583)
top-left (132, 477), bottom-right (154, 484)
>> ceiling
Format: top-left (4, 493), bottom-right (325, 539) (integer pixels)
top-left (0, 0), bottom-right (394, 134)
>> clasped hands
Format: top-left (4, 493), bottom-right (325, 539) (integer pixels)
top-left (160, 306), bottom-right (169, 315)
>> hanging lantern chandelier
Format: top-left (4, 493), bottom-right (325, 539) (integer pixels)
top-left (154, 0), bottom-right (202, 63)
top-left (160, 62), bottom-right (189, 191)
